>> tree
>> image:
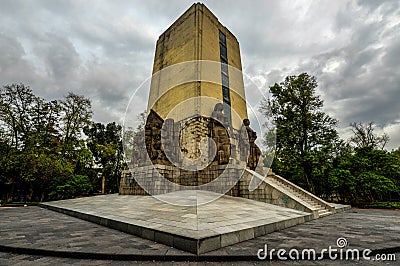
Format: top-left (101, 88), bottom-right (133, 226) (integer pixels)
top-left (334, 147), bottom-right (399, 203)
top-left (0, 85), bottom-right (95, 202)
top-left (325, 126), bottom-right (400, 204)
top-left (60, 92), bottom-right (92, 148)
top-left (49, 174), bottom-right (92, 200)
top-left (0, 84), bottom-right (63, 201)
top-left (0, 84), bottom-right (37, 149)
top-left (0, 139), bottom-right (15, 201)
top-left (349, 122), bottom-right (389, 150)
top-left (84, 122), bottom-right (123, 193)
top-left (393, 147), bottom-right (400, 159)
top-left (261, 73), bottom-right (339, 193)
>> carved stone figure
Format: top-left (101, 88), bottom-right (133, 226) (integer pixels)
top-left (208, 103), bottom-right (231, 164)
top-left (242, 118), bottom-right (261, 170)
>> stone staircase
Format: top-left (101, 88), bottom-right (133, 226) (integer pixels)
top-left (265, 171), bottom-right (335, 218)
top-left (240, 168), bottom-right (343, 219)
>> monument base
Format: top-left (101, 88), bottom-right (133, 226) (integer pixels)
top-left (119, 164), bottom-right (243, 196)
top-left (40, 191), bottom-right (314, 254)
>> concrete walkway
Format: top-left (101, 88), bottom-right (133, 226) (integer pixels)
top-left (0, 206), bottom-right (399, 265)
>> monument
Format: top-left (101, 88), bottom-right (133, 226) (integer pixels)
top-left (41, 3), bottom-right (350, 255)
top-left (119, 2), bottom-right (262, 196)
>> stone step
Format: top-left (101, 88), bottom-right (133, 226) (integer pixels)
top-left (273, 185), bottom-right (316, 202)
top-left (318, 210), bottom-right (333, 217)
top-left (292, 197), bottom-right (321, 209)
top-left (272, 181), bottom-right (327, 209)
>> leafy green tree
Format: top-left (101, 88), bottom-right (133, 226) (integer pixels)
top-left (49, 174), bottom-right (92, 200)
top-left (22, 153), bottom-right (75, 201)
top-left (58, 92), bottom-right (93, 181)
top-left (0, 84), bottom-right (49, 201)
top-left (60, 92), bottom-right (92, 154)
top-left (84, 122), bottom-right (123, 193)
top-left (391, 147), bottom-right (400, 196)
top-left (0, 140), bottom-right (17, 202)
top-left (0, 85), bottom-right (94, 202)
top-left (334, 147), bottom-right (399, 203)
top-left (0, 84), bottom-right (38, 149)
top-left (261, 73), bottom-right (339, 193)
top-left (31, 99), bottom-right (61, 151)
top-left (393, 147), bottom-right (400, 158)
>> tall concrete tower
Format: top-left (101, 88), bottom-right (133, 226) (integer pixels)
top-left (147, 3), bottom-right (248, 129)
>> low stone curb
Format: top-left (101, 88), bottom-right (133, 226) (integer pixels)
top-left (1, 244), bottom-right (398, 262)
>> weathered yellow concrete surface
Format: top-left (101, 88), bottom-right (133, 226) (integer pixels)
top-left (147, 3), bottom-right (248, 130)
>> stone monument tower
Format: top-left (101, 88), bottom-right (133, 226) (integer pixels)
top-left (41, 4), bottom-right (347, 257)
top-left (120, 3), bottom-right (261, 195)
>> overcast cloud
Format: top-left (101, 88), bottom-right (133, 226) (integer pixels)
top-left (0, 0), bottom-right (399, 150)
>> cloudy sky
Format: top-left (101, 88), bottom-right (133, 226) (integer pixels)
top-left (1, 0), bottom-right (399, 150)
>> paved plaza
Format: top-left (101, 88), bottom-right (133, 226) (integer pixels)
top-left (0, 204), bottom-right (399, 264)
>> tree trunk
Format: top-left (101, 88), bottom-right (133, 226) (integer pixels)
top-left (303, 163), bottom-right (315, 193)
top-left (101, 176), bottom-right (105, 194)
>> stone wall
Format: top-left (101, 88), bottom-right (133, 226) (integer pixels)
top-left (120, 164), bottom-right (243, 196)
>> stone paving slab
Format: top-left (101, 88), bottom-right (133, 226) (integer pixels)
top-left (211, 208), bottom-right (400, 256)
top-left (39, 191), bottom-right (312, 254)
top-left (0, 207), bottom-right (399, 264)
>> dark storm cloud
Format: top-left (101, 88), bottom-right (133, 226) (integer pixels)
top-left (301, 1), bottom-right (400, 130)
top-left (0, 0), bottom-right (156, 123)
top-left (0, 0), bottom-right (399, 149)
top-left (238, 0), bottom-right (400, 150)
